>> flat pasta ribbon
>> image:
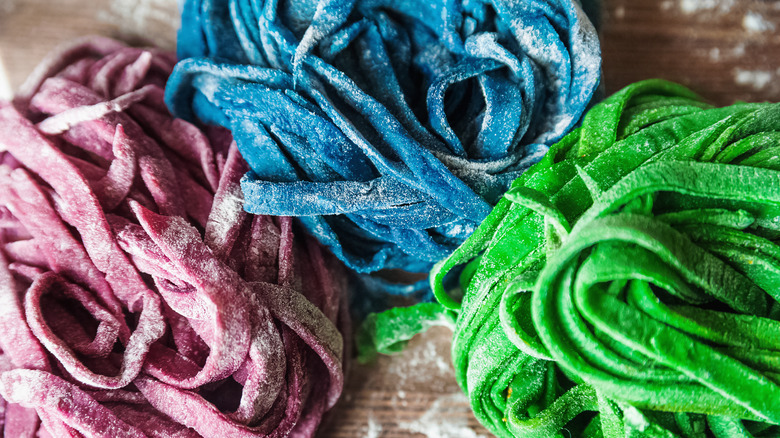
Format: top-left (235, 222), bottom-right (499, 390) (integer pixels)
top-left (363, 79), bottom-right (780, 437)
top-left (165, 0), bottom-right (603, 312)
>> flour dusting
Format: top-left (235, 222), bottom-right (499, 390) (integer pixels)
top-left (707, 43), bottom-right (749, 64)
top-left (734, 68), bottom-right (773, 90)
top-left (365, 416), bottom-right (383, 438)
top-left (356, 327), bottom-right (488, 436)
top-left (386, 338), bottom-right (453, 388)
top-left (399, 394), bottom-right (488, 438)
top-left (679, 0), bottom-right (735, 14)
top-left (743, 11), bottom-right (775, 33)
top-left (708, 48), bottom-right (720, 62)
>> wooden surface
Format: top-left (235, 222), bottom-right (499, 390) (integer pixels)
top-left (601, 0), bottom-right (780, 105)
top-left (2, 1), bottom-right (780, 437)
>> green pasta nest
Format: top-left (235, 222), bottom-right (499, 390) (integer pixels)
top-left (382, 79), bottom-right (780, 437)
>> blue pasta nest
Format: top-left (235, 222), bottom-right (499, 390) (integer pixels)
top-left (166, 0), bottom-right (602, 306)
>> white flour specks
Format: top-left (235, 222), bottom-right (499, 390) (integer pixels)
top-left (679, 0), bottom-right (735, 14)
top-left (704, 43), bottom-right (747, 65)
top-left (386, 339), bottom-right (453, 385)
top-left (622, 405), bottom-right (651, 432)
top-left (709, 48), bottom-right (720, 62)
top-left (356, 327), bottom-right (489, 436)
top-left (365, 416), bottom-right (383, 438)
top-left (399, 394), bottom-right (488, 438)
top-left (734, 68), bottom-right (773, 90)
top-left (743, 11), bottom-right (776, 33)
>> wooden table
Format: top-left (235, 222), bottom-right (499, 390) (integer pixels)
top-left (2, 1), bottom-right (779, 437)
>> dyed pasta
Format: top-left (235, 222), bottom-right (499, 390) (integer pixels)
top-left (165, 0), bottom-right (602, 308)
top-left (0, 37), bottom-right (349, 438)
top-left (365, 80), bottom-right (780, 437)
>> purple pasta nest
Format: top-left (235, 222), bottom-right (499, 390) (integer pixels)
top-left (0, 37), bottom-right (350, 438)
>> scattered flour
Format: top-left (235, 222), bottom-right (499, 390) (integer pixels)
top-left (708, 47), bottom-right (720, 62)
top-left (399, 394), bottom-right (488, 438)
top-left (679, 0), bottom-right (736, 14)
top-left (365, 328), bottom-right (488, 436)
top-left (622, 405), bottom-right (650, 432)
top-left (733, 68), bottom-right (773, 90)
top-left (731, 43), bottom-right (746, 58)
top-left (743, 11), bottom-right (776, 33)
top-left (613, 6), bottom-right (625, 20)
top-left (385, 335), bottom-right (453, 387)
top-left (707, 43), bottom-right (748, 64)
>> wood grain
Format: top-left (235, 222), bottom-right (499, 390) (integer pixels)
top-left (0, 0), bottom-right (179, 97)
top-left (1, 1), bottom-right (779, 437)
top-left (320, 327), bottom-right (487, 438)
top-left (601, 0), bottom-right (780, 105)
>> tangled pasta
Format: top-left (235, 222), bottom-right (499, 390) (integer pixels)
top-left (0, 37), bottom-right (349, 438)
top-left (366, 80), bottom-right (780, 437)
top-left (165, 0), bottom-right (602, 307)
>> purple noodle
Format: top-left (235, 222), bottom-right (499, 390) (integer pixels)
top-left (0, 36), bottom-right (350, 438)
